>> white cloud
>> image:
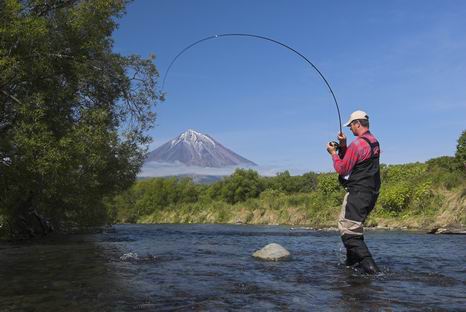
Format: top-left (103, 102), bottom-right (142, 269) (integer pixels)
top-left (138, 161), bottom-right (314, 178)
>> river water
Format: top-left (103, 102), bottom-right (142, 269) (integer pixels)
top-left (1, 224), bottom-right (465, 311)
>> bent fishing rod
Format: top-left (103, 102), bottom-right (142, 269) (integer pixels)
top-left (161, 33), bottom-right (343, 134)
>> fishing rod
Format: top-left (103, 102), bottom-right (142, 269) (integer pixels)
top-left (161, 33), bottom-right (343, 134)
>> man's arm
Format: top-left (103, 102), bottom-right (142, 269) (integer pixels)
top-left (331, 142), bottom-right (360, 176)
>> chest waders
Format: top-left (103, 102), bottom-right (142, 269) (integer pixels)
top-left (338, 136), bottom-right (381, 274)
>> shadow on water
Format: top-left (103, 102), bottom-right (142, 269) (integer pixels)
top-left (0, 233), bottom-right (143, 311)
top-left (328, 269), bottom-right (392, 311)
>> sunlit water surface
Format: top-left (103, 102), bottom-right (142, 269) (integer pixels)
top-left (1, 224), bottom-right (465, 311)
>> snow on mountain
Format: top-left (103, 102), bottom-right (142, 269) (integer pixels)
top-left (145, 129), bottom-right (257, 168)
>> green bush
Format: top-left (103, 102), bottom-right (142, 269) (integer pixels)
top-left (317, 173), bottom-right (341, 194)
top-left (412, 181), bottom-right (433, 209)
top-left (264, 170), bottom-right (318, 194)
top-left (426, 156), bottom-right (464, 189)
top-left (220, 169), bottom-right (264, 204)
top-left (455, 130), bottom-right (466, 167)
top-left (426, 156), bottom-right (460, 172)
top-left (381, 163), bottom-right (427, 184)
top-left (379, 183), bottom-right (412, 212)
top-left (259, 189), bottom-right (286, 210)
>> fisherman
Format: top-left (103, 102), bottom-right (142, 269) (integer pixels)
top-left (326, 110), bottom-right (381, 274)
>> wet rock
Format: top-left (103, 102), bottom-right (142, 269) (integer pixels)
top-left (137, 303), bottom-right (157, 310)
top-left (252, 243), bottom-right (290, 261)
top-left (428, 227), bottom-right (466, 235)
top-left (120, 252), bottom-right (139, 261)
top-left (120, 252), bottom-right (161, 262)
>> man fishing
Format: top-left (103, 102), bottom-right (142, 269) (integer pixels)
top-left (326, 110), bottom-right (381, 274)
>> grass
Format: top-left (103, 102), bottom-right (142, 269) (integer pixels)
top-left (133, 185), bottom-right (465, 231)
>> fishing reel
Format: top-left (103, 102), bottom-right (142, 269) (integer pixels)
top-left (328, 141), bottom-right (340, 151)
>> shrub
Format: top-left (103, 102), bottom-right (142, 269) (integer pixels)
top-left (264, 171), bottom-right (318, 194)
top-left (455, 130), bottom-right (466, 168)
top-left (412, 181), bottom-right (433, 209)
top-left (379, 183), bottom-right (412, 212)
top-left (220, 169), bottom-right (264, 204)
top-left (317, 173), bottom-right (342, 194)
top-left (381, 163), bottom-right (427, 184)
top-left (426, 156), bottom-right (460, 172)
top-left (426, 156), bottom-right (463, 189)
top-left (259, 189), bottom-right (286, 210)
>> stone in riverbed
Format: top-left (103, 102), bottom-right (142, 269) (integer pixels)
top-left (428, 227), bottom-right (466, 235)
top-left (120, 252), bottom-right (139, 261)
top-left (252, 243), bottom-right (290, 261)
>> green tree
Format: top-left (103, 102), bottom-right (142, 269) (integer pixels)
top-left (456, 130), bottom-right (466, 170)
top-left (0, 0), bottom-right (160, 238)
top-left (268, 171), bottom-right (295, 193)
top-left (221, 169), bottom-right (264, 204)
top-left (264, 171), bottom-right (317, 194)
top-left (298, 171), bottom-right (318, 192)
top-left (426, 156), bottom-right (458, 172)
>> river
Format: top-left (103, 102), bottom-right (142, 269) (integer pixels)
top-left (1, 224), bottom-right (465, 311)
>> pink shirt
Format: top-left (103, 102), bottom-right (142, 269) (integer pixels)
top-left (332, 131), bottom-right (380, 177)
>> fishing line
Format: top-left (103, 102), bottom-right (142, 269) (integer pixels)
top-left (162, 33), bottom-right (342, 133)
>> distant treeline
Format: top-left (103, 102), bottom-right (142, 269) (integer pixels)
top-left (107, 131), bottom-right (465, 228)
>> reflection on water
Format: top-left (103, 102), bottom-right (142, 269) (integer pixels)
top-left (0, 234), bottom-right (141, 311)
top-left (1, 224), bottom-right (465, 311)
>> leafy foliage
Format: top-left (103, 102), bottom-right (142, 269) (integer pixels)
top-left (110, 177), bottom-right (203, 223)
top-left (0, 0), bottom-right (160, 234)
top-left (220, 169), bottom-right (264, 204)
top-left (264, 170), bottom-right (318, 194)
top-left (378, 183), bottom-right (412, 212)
top-left (316, 173), bottom-right (342, 194)
top-left (107, 168), bottom-right (344, 223)
top-left (455, 130), bottom-right (466, 169)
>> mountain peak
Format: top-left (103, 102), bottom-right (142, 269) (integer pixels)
top-left (146, 129), bottom-right (256, 168)
top-left (171, 129), bottom-right (216, 147)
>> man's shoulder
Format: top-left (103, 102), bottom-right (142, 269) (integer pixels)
top-left (350, 135), bottom-right (372, 146)
top-left (348, 133), bottom-right (378, 150)
top-left (361, 131), bottom-right (378, 143)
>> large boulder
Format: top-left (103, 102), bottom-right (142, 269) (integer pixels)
top-left (252, 243), bottom-right (291, 261)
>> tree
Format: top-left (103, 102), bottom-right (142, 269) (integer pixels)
top-left (269, 171), bottom-right (318, 194)
top-left (298, 171), bottom-right (318, 192)
top-left (455, 130), bottom-right (466, 170)
top-left (0, 0), bottom-right (160, 238)
top-left (221, 169), bottom-right (264, 204)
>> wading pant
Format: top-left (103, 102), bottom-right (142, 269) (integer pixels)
top-left (338, 190), bottom-right (378, 265)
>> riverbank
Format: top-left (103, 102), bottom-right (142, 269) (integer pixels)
top-left (107, 151), bottom-right (465, 233)
top-left (133, 186), bottom-right (465, 232)
top-left (3, 154), bottom-right (463, 240)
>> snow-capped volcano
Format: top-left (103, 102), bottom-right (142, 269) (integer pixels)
top-left (146, 129), bottom-right (257, 168)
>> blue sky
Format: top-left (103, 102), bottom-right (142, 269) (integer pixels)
top-left (113, 0), bottom-right (466, 175)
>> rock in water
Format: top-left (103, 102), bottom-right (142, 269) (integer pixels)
top-left (120, 252), bottom-right (139, 261)
top-left (429, 227), bottom-right (466, 235)
top-left (252, 243), bottom-right (290, 261)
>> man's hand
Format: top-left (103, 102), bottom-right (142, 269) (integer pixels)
top-left (338, 132), bottom-right (347, 147)
top-left (327, 142), bottom-right (337, 155)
